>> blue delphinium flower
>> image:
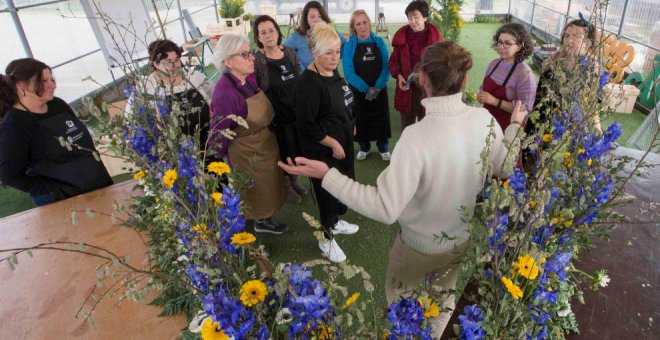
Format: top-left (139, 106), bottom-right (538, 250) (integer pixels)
top-left (545, 252), bottom-right (571, 282)
top-left (186, 263), bottom-right (210, 293)
top-left (597, 71), bottom-right (611, 93)
top-left (387, 298), bottom-right (427, 339)
top-left (217, 187), bottom-right (246, 254)
top-left (458, 304), bottom-right (486, 340)
top-left (256, 325), bottom-right (269, 340)
top-left (532, 225), bottom-right (553, 245)
top-left (282, 264), bottom-right (333, 339)
top-left (527, 305), bottom-right (551, 340)
top-left (202, 287), bottom-right (255, 339)
top-left (507, 168), bottom-right (527, 194)
top-left (592, 172), bottom-right (613, 205)
top-left (552, 117), bottom-right (566, 140)
top-left (488, 211), bottom-right (509, 254)
top-left (533, 285), bottom-right (558, 305)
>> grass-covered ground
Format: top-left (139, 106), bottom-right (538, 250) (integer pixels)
top-left (0, 23), bottom-right (651, 313)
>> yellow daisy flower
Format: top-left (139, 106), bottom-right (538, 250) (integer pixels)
top-left (162, 169), bottom-right (177, 188)
top-left (231, 232), bottom-right (256, 245)
top-left (578, 148), bottom-right (585, 155)
top-left (501, 276), bottom-right (523, 300)
top-left (587, 159), bottom-right (593, 166)
top-left (193, 223), bottom-right (209, 241)
top-left (133, 170), bottom-right (146, 180)
top-left (417, 297), bottom-right (440, 318)
top-left (542, 133), bottom-right (552, 143)
top-left (201, 318), bottom-right (229, 340)
top-left (343, 292), bottom-right (360, 309)
top-left (211, 192), bottom-right (223, 205)
top-left (529, 200), bottom-right (537, 209)
top-left (513, 254), bottom-right (540, 280)
top-left (240, 279), bottom-right (268, 307)
top-left (207, 161), bottom-right (231, 175)
top-left (309, 324), bottom-right (334, 339)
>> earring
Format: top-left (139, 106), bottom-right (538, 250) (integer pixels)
top-left (21, 89), bottom-right (26, 97)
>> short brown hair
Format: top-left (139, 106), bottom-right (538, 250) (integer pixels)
top-left (420, 41), bottom-right (472, 96)
top-left (148, 39), bottom-right (182, 65)
top-left (492, 23), bottom-right (535, 62)
top-left (253, 15), bottom-right (283, 49)
top-left (1, 58), bottom-right (52, 117)
top-left (405, 0), bottom-right (430, 18)
top-left (560, 19), bottom-right (596, 49)
top-left (349, 10), bottom-right (371, 37)
top-left (296, 1), bottom-right (332, 35)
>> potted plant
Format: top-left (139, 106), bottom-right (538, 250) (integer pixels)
top-left (219, 0), bottom-right (246, 28)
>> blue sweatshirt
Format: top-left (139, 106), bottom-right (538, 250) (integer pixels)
top-left (341, 32), bottom-right (390, 93)
top-left (283, 28), bottom-right (347, 69)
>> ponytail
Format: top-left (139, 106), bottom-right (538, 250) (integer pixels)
top-left (0, 74), bottom-right (18, 118)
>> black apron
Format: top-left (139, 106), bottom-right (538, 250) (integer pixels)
top-left (323, 71), bottom-right (355, 178)
top-left (32, 101), bottom-right (111, 197)
top-left (265, 56), bottom-right (300, 161)
top-left (351, 39), bottom-right (391, 142)
top-left (167, 88), bottom-right (210, 149)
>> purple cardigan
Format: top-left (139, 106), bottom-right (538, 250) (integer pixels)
top-left (210, 72), bottom-right (258, 155)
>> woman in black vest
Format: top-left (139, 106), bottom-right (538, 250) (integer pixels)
top-left (0, 58), bottom-right (112, 206)
top-left (252, 15), bottom-right (308, 203)
top-left (342, 9), bottom-right (392, 161)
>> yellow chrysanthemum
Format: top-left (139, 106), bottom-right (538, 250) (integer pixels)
top-left (201, 318), bottom-right (229, 340)
top-left (162, 169), bottom-right (177, 188)
top-left (343, 292), bottom-right (360, 309)
top-left (542, 133), bottom-right (552, 142)
top-left (501, 276), bottom-right (523, 300)
top-left (513, 254), bottom-right (540, 280)
top-left (231, 232), bottom-right (256, 245)
top-left (133, 170), bottom-right (146, 180)
top-left (207, 161), bottom-right (231, 175)
top-left (211, 192), bottom-right (224, 205)
top-left (193, 223), bottom-right (209, 241)
top-left (502, 178), bottom-right (512, 191)
top-left (578, 148), bottom-right (585, 155)
top-left (417, 297), bottom-right (440, 318)
top-left (564, 152), bottom-right (572, 159)
top-left (240, 279), bottom-right (268, 307)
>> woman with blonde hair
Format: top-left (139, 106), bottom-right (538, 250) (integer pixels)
top-left (294, 23), bottom-right (360, 263)
top-left (342, 10), bottom-right (391, 161)
top-left (209, 34), bottom-right (287, 235)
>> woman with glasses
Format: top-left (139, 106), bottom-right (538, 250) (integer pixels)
top-left (477, 23), bottom-right (536, 131)
top-left (342, 9), bottom-right (392, 162)
top-left (126, 39), bottom-right (214, 150)
top-left (209, 34), bottom-right (287, 235)
top-left (294, 23), bottom-right (360, 263)
top-left (283, 1), bottom-right (347, 69)
top-left (252, 15), bottom-right (308, 204)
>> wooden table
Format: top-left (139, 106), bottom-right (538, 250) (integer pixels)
top-left (0, 181), bottom-right (186, 339)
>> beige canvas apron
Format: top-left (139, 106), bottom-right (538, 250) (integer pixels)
top-left (227, 90), bottom-right (286, 219)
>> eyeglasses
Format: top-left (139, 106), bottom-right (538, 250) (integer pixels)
top-left (231, 50), bottom-right (254, 60)
top-left (496, 40), bottom-right (518, 48)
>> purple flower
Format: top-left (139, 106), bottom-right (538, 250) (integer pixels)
top-left (387, 298), bottom-right (426, 338)
top-left (458, 304), bottom-right (486, 340)
top-left (598, 71), bottom-right (611, 92)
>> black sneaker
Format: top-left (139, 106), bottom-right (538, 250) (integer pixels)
top-left (254, 218), bottom-right (288, 234)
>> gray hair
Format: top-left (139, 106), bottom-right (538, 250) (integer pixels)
top-left (211, 34), bottom-right (250, 73)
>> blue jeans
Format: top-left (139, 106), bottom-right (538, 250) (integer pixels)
top-left (359, 139), bottom-right (389, 153)
top-left (31, 192), bottom-right (58, 206)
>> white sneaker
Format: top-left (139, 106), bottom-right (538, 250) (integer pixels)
top-left (356, 151), bottom-right (370, 160)
top-left (332, 219), bottom-right (359, 235)
top-left (319, 239), bottom-right (346, 263)
top-left (380, 152), bottom-right (391, 161)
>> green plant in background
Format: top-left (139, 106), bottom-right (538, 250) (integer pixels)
top-left (430, 0), bottom-right (465, 42)
top-left (218, 0), bottom-right (245, 19)
top-left (474, 14), bottom-right (500, 24)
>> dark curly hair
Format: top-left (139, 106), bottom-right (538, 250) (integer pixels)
top-left (492, 23), bottom-right (535, 62)
top-left (295, 1), bottom-right (331, 35)
top-left (253, 15), bottom-right (283, 49)
top-left (147, 39), bottom-right (182, 66)
top-left (1, 58), bottom-right (51, 117)
top-left (405, 0), bottom-right (430, 18)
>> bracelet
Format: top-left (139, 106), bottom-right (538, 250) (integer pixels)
top-left (497, 99), bottom-right (502, 108)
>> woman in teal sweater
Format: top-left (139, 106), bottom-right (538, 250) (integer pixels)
top-left (342, 10), bottom-right (391, 161)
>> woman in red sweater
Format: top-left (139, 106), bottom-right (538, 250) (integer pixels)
top-left (389, 0), bottom-right (443, 131)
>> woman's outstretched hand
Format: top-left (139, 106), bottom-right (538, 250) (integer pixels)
top-left (278, 157), bottom-right (330, 179)
top-left (510, 100), bottom-right (528, 125)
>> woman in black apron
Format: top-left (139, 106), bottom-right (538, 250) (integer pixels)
top-left (252, 15), bottom-right (309, 203)
top-left (343, 10), bottom-right (392, 161)
top-left (294, 24), bottom-right (360, 263)
top-left (0, 58), bottom-right (112, 206)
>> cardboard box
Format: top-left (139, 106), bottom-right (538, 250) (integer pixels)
top-left (603, 84), bottom-right (640, 114)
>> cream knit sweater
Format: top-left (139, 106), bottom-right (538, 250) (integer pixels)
top-left (322, 92), bottom-right (522, 255)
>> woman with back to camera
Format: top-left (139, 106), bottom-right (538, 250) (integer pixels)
top-left (253, 14), bottom-right (309, 203)
top-left (477, 22), bottom-right (536, 132)
top-left (389, 0), bottom-right (443, 131)
top-left (280, 41), bottom-right (527, 337)
top-left (342, 9), bottom-right (392, 161)
top-left (0, 58), bottom-right (112, 206)
top-left (209, 34), bottom-right (287, 235)
top-left (294, 23), bottom-right (360, 263)
top-left (283, 0), bottom-right (347, 69)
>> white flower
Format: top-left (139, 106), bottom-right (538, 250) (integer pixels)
top-left (188, 311), bottom-right (207, 333)
top-left (557, 305), bottom-right (572, 317)
top-left (598, 274), bottom-right (610, 288)
top-left (275, 307), bottom-right (293, 325)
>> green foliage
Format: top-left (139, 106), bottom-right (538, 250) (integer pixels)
top-left (218, 0), bottom-right (245, 19)
top-left (474, 14), bottom-right (501, 24)
top-left (430, 0), bottom-right (465, 42)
